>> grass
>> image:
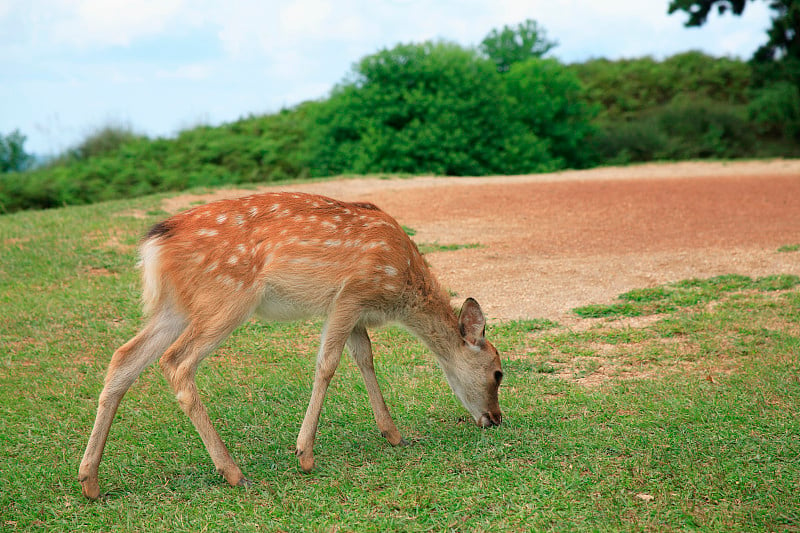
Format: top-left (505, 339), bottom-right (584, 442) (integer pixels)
top-left (402, 225), bottom-right (483, 255)
top-left (1, 193), bottom-right (799, 531)
top-left (778, 243), bottom-right (800, 253)
top-left (573, 274), bottom-right (800, 318)
top-left (402, 225), bottom-right (484, 255)
top-left (417, 242), bottom-right (484, 255)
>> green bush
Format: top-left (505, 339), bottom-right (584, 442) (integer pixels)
top-left (503, 58), bottom-right (597, 169)
top-left (655, 96), bottom-right (754, 158)
top-left (308, 43), bottom-right (596, 177)
top-left (307, 41), bottom-right (516, 176)
top-left (587, 119), bottom-right (668, 164)
top-left (589, 96), bottom-right (755, 163)
top-left (72, 125), bottom-right (144, 161)
top-left (570, 52), bottom-right (751, 121)
top-left (0, 109), bottom-right (313, 212)
top-left (748, 81), bottom-right (800, 140)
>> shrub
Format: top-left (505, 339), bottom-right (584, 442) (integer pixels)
top-left (570, 52), bottom-right (751, 121)
top-left (587, 119), bottom-right (668, 164)
top-left (71, 125), bottom-right (144, 161)
top-left (655, 96), bottom-right (754, 159)
top-left (307, 41), bottom-right (515, 176)
top-left (589, 96), bottom-right (755, 163)
top-left (503, 58), bottom-right (598, 168)
top-left (748, 81), bottom-right (800, 140)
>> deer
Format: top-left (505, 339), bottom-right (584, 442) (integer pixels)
top-left (78, 191), bottom-right (503, 500)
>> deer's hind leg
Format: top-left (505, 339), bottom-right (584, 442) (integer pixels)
top-left (79, 307), bottom-right (187, 499)
top-left (295, 300), bottom-right (364, 473)
top-left (157, 310), bottom-right (252, 488)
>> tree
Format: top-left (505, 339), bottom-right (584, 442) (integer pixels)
top-left (503, 58), bottom-right (597, 168)
top-left (0, 130), bottom-right (33, 173)
top-left (668, 0), bottom-right (800, 63)
top-left (479, 19), bottom-right (558, 72)
top-left (308, 41), bottom-right (524, 176)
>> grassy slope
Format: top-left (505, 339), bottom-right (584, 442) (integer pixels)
top-left (1, 190), bottom-right (799, 531)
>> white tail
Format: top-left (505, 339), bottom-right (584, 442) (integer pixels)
top-left (79, 191), bottom-right (503, 499)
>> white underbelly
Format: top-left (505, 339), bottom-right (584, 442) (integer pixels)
top-left (254, 283), bottom-right (331, 322)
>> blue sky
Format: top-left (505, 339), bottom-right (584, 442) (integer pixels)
top-left (1, 0), bottom-right (773, 155)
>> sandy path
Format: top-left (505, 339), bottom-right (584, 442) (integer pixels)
top-left (163, 160), bottom-right (800, 322)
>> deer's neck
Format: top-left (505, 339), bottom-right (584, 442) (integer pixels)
top-left (404, 288), bottom-right (462, 362)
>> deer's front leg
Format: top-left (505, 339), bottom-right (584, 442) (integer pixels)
top-left (346, 326), bottom-right (407, 446)
top-left (295, 314), bottom-right (354, 472)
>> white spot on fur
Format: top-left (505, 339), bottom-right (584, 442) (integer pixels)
top-left (234, 214), bottom-right (244, 226)
top-left (227, 255), bottom-right (238, 265)
top-left (216, 275), bottom-right (235, 287)
top-left (216, 214), bottom-right (228, 224)
top-left (197, 228), bottom-right (218, 237)
top-left (249, 207), bottom-right (259, 217)
top-left (382, 265), bottom-right (398, 276)
top-left (325, 239), bottom-right (342, 247)
top-left (204, 261), bottom-right (218, 273)
top-left (236, 244), bottom-right (247, 254)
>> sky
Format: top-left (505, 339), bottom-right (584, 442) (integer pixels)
top-left (1, 0), bottom-right (774, 155)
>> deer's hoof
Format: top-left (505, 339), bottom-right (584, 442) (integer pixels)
top-left (80, 477), bottom-right (100, 500)
top-left (296, 448), bottom-right (315, 473)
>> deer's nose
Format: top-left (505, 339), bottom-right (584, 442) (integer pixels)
top-left (479, 411), bottom-right (502, 428)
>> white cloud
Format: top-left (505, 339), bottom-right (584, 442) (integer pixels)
top-left (279, 0), bottom-right (334, 35)
top-left (156, 62), bottom-right (214, 80)
top-left (48, 0), bottom-right (187, 48)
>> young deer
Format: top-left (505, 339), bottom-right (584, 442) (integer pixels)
top-left (79, 191), bottom-right (503, 499)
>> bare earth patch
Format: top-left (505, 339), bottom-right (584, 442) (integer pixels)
top-left (162, 160), bottom-right (800, 323)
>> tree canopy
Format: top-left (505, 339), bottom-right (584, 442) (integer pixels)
top-left (669, 0), bottom-right (800, 64)
top-left (479, 19), bottom-right (557, 72)
top-left (0, 130), bottom-right (33, 173)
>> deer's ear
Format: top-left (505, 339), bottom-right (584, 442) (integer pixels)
top-left (459, 298), bottom-right (486, 347)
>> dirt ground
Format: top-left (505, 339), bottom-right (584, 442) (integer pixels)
top-left (163, 160), bottom-right (800, 323)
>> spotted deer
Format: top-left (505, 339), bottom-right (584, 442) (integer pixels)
top-left (79, 191), bottom-right (503, 499)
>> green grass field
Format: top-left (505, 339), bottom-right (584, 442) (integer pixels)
top-left (1, 191), bottom-right (798, 531)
